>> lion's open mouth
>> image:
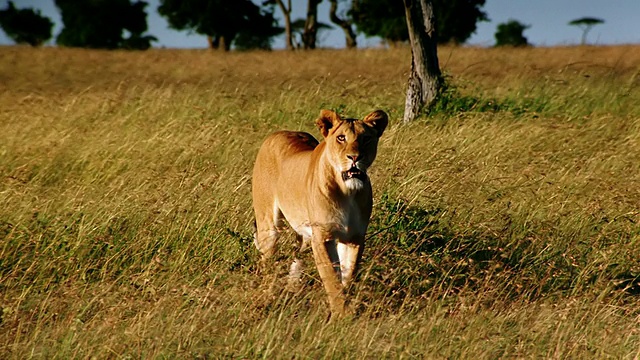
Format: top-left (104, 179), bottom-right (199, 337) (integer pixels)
top-left (342, 167), bottom-right (366, 181)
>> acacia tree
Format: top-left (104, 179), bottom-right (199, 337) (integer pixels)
top-left (569, 17), bottom-right (604, 45)
top-left (158, 0), bottom-right (281, 51)
top-left (495, 20), bottom-right (529, 47)
top-left (56, 0), bottom-right (156, 49)
top-left (329, 0), bottom-right (356, 48)
top-left (0, 1), bottom-right (53, 46)
top-left (403, 0), bottom-right (442, 123)
top-left (351, 0), bottom-right (487, 45)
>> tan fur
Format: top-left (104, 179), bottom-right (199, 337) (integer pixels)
top-left (252, 109), bottom-right (388, 317)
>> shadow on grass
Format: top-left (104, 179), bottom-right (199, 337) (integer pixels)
top-left (613, 273), bottom-right (640, 295)
top-left (354, 193), bottom-right (638, 314)
top-left (228, 192), bottom-right (638, 317)
top-left (428, 76), bottom-right (549, 117)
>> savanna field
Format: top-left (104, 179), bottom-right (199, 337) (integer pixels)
top-left (1, 45), bottom-right (639, 358)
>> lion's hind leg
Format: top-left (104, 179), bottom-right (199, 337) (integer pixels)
top-left (254, 201), bottom-right (285, 262)
top-left (287, 234), bottom-right (305, 291)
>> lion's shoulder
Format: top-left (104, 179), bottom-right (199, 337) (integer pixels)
top-left (265, 130), bottom-right (319, 154)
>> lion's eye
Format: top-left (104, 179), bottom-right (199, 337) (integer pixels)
top-left (336, 135), bottom-right (346, 143)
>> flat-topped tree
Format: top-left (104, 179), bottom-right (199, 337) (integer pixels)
top-left (569, 17), bottom-right (604, 45)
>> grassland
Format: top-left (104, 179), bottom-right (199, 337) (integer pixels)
top-left (1, 45), bottom-right (639, 358)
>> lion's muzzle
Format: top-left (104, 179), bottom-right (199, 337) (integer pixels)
top-left (342, 166), bottom-right (366, 181)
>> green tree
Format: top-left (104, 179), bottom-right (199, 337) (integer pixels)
top-left (494, 19), bottom-right (529, 47)
top-left (55, 0), bottom-right (156, 49)
top-left (569, 17), bottom-right (604, 45)
top-left (351, 0), bottom-right (488, 45)
top-left (158, 0), bottom-right (282, 51)
top-left (0, 1), bottom-right (53, 46)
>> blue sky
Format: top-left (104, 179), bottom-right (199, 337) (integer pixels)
top-left (1, 0), bottom-right (639, 48)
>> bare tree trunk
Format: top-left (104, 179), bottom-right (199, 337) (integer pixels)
top-left (329, 0), bottom-right (356, 49)
top-left (580, 26), bottom-right (591, 45)
top-left (275, 0), bottom-right (294, 50)
top-left (303, 0), bottom-right (320, 49)
top-left (403, 0), bottom-right (442, 123)
top-left (207, 35), bottom-right (230, 51)
top-left (219, 35), bottom-right (230, 51)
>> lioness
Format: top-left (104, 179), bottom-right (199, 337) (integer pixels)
top-left (252, 109), bottom-right (388, 316)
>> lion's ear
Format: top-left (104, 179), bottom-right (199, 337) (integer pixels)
top-left (363, 110), bottom-right (388, 137)
top-left (316, 109), bottom-right (341, 138)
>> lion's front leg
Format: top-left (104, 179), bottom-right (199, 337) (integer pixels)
top-left (311, 233), bottom-right (347, 318)
top-left (336, 240), bottom-right (363, 288)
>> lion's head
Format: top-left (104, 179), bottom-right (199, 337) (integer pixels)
top-left (315, 109), bottom-right (388, 191)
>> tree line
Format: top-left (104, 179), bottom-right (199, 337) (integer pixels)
top-left (0, 0), bottom-right (605, 50)
top-left (0, 0), bottom-right (488, 50)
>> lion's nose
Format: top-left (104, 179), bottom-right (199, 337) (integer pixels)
top-left (347, 154), bottom-right (359, 163)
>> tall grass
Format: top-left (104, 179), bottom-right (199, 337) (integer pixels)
top-left (1, 45), bottom-right (639, 358)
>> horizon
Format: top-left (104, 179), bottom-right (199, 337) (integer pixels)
top-left (1, 0), bottom-right (639, 48)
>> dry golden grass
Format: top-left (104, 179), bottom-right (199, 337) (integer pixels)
top-left (1, 45), bottom-right (639, 358)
